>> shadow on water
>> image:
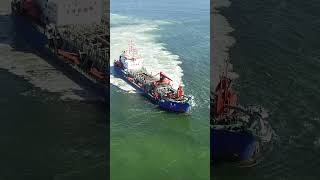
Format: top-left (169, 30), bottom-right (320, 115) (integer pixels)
top-left (0, 10), bottom-right (109, 180)
top-left (9, 14), bottom-right (108, 102)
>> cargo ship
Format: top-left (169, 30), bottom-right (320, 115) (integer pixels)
top-left (10, 0), bottom-right (109, 95)
top-left (211, 60), bottom-right (273, 165)
top-left (114, 42), bottom-right (192, 113)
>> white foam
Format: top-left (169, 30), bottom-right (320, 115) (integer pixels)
top-left (110, 14), bottom-right (183, 92)
top-left (212, 0), bottom-right (238, 88)
top-left (0, 44), bottom-right (99, 101)
top-left (0, 1), bottom-right (100, 101)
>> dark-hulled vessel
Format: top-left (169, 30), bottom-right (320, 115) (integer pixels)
top-left (10, 0), bottom-right (109, 95)
top-left (211, 60), bottom-right (273, 165)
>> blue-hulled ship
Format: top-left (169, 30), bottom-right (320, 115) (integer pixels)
top-left (114, 42), bottom-right (192, 113)
top-left (211, 60), bottom-right (273, 165)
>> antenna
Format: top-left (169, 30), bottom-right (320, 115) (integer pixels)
top-left (127, 40), bottom-right (138, 59)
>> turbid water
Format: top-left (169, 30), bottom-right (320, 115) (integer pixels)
top-left (110, 0), bottom-right (210, 179)
top-left (212, 0), bottom-right (320, 179)
top-left (0, 1), bottom-right (108, 179)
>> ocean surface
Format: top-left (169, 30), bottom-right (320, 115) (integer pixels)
top-left (110, 0), bottom-right (210, 179)
top-left (0, 1), bottom-right (107, 179)
top-left (213, 0), bottom-right (320, 179)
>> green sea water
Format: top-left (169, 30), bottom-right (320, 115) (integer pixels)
top-left (110, 0), bottom-right (210, 179)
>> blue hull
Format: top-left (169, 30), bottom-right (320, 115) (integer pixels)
top-left (11, 16), bottom-right (47, 50)
top-left (114, 67), bottom-right (190, 113)
top-left (211, 128), bottom-right (259, 162)
top-left (158, 100), bottom-right (191, 113)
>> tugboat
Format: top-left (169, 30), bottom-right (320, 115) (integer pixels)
top-left (211, 59), bottom-right (274, 165)
top-left (114, 41), bottom-right (192, 113)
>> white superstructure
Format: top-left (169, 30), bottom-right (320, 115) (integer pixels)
top-left (119, 51), bottom-right (144, 71)
top-left (35, 0), bottom-right (103, 26)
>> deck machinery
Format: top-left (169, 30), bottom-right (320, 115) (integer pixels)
top-left (11, 0), bottom-right (109, 86)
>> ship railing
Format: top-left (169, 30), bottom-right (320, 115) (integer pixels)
top-left (58, 25), bottom-right (109, 63)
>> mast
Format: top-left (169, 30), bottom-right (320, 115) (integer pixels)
top-left (127, 40), bottom-right (138, 60)
top-left (224, 58), bottom-right (228, 104)
top-left (214, 58), bottom-right (238, 118)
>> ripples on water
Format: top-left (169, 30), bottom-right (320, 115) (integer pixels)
top-left (110, 14), bottom-right (184, 92)
top-left (0, 1), bottom-right (108, 179)
top-left (110, 0), bottom-right (210, 179)
top-left (0, 1), bottom-right (102, 102)
top-left (213, 0), bottom-right (320, 179)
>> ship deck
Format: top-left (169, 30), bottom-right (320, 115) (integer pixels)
top-left (57, 12), bottom-right (109, 69)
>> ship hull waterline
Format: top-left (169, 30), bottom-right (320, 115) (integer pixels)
top-left (10, 14), bottom-right (109, 99)
top-left (113, 65), bottom-right (191, 113)
top-left (211, 128), bottom-right (260, 165)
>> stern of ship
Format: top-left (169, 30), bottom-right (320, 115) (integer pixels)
top-left (211, 128), bottom-right (260, 165)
